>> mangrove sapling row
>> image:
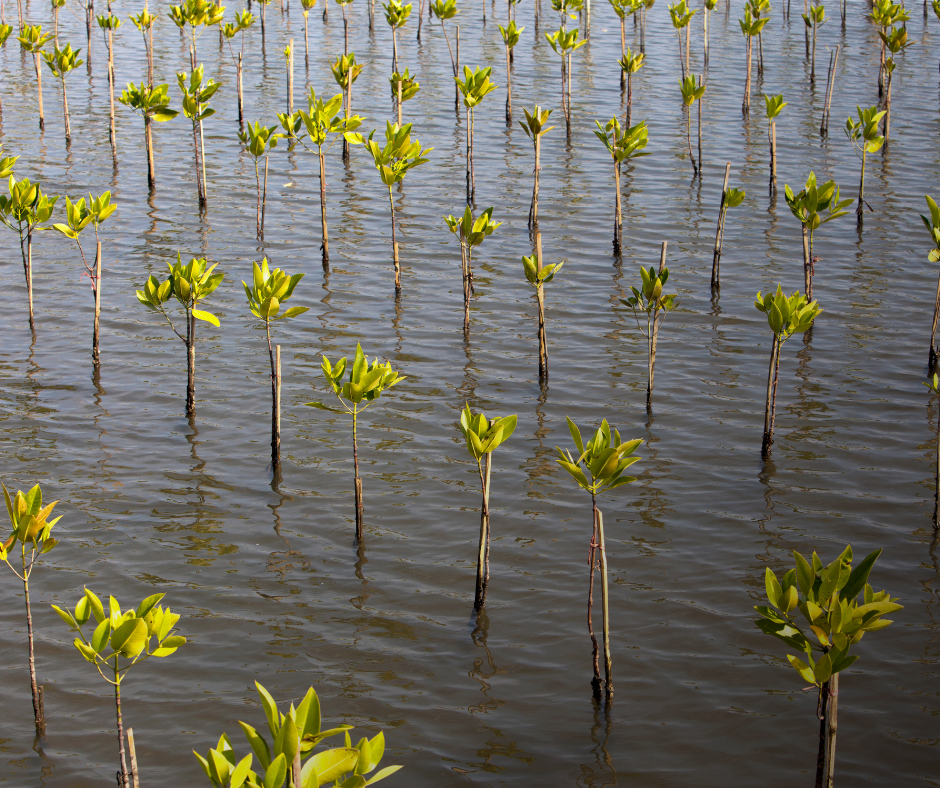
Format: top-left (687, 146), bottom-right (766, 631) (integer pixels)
top-left (243, 259), bottom-right (308, 469)
top-left (222, 10), bottom-right (254, 124)
top-left (520, 105), bottom-right (555, 227)
top-left (0, 172), bottom-right (58, 330)
top-left (455, 65), bottom-right (498, 204)
top-left (52, 191), bottom-right (117, 365)
top-left (129, 9), bottom-right (157, 88)
top-left (458, 404), bottom-right (517, 609)
top-left (306, 345), bottom-right (405, 541)
top-left (668, 0), bottom-right (695, 80)
top-left (764, 93), bottom-right (787, 195)
top-left (362, 122), bottom-right (433, 294)
top-left (754, 286), bottom-right (820, 457)
top-left (444, 205), bottom-right (501, 331)
top-left (522, 232), bottom-right (563, 377)
top-left (119, 82), bottom-right (180, 190)
top-left (1, 483), bottom-right (62, 736)
top-left (430, 0), bottom-right (460, 108)
top-left (754, 546), bottom-right (901, 788)
top-left (593, 117), bottom-right (650, 254)
top-left (178, 65), bottom-right (221, 207)
top-left (784, 171), bottom-right (852, 300)
top-left (845, 105), bottom-right (885, 227)
top-left (52, 589), bottom-right (186, 788)
top-left (18, 25), bottom-right (54, 132)
top-left (619, 47), bottom-right (644, 128)
top-left (135, 254), bottom-right (224, 416)
top-left (96, 14), bottom-right (121, 149)
top-left (545, 26), bottom-right (585, 137)
top-left (802, 2), bottom-right (825, 85)
top-left (710, 169), bottom-right (745, 288)
top-left (622, 260), bottom-right (678, 406)
top-left (925, 373), bottom-right (940, 524)
top-left (498, 20), bottom-right (523, 123)
top-left (331, 52), bottom-right (363, 159)
top-left (237, 121), bottom-right (282, 238)
top-left (42, 43), bottom-right (83, 147)
top-left (739, 8), bottom-right (767, 114)
top-left (678, 75), bottom-right (705, 178)
top-left (389, 68), bottom-right (420, 125)
top-left (921, 195), bottom-right (940, 366)
top-left (879, 25), bottom-right (915, 143)
top-left (556, 418), bottom-right (642, 701)
top-left (195, 682), bottom-right (402, 788)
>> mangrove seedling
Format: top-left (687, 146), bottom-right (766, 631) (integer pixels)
top-left (305, 345), bottom-right (406, 540)
top-left (52, 0), bottom-right (68, 42)
top-left (0, 175), bottom-right (58, 330)
top-left (879, 25), bottom-right (915, 143)
top-left (520, 105), bottom-right (555, 227)
top-left (845, 105), bottom-right (885, 226)
top-left (926, 373), bottom-right (940, 524)
top-left (522, 233), bottom-right (564, 377)
top-left (545, 26), bottom-right (586, 137)
top-left (222, 9), bottom-right (254, 123)
top-left (383, 0), bottom-right (412, 74)
top-left (96, 14), bottom-right (121, 148)
top-left (195, 682), bottom-right (401, 788)
top-left (755, 546), bottom-right (900, 788)
top-left (1, 482), bottom-right (62, 735)
top-left (42, 43), bottom-right (83, 147)
top-left (869, 0), bottom-right (907, 96)
top-left (668, 0), bottom-right (695, 80)
top-left (334, 0), bottom-right (356, 54)
top-left (444, 205), bottom-right (501, 330)
top-left (747, 0), bottom-right (770, 74)
top-left (119, 82), bottom-right (179, 189)
top-left (455, 66), bottom-right (497, 204)
top-left (169, 0), bottom-right (225, 63)
top-left (764, 93), bottom-right (787, 194)
top-left (135, 254), bottom-right (224, 416)
top-left (52, 191), bottom-right (117, 364)
top-left (703, 0), bottom-right (717, 64)
top-left (430, 0), bottom-right (460, 107)
top-left (607, 0), bottom-right (637, 89)
top-left (53, 589), bottom-right (186, 788)
top-left (754, 286), bottom-right (820, 456)
top-left (389, 68), bottom-right (419, 125)
top-left (619, 47), bottom-right (645, 128)
top-left (300, 0), bottom-right (317, 64)
top-left (331, 52), bottom-right (364, 158)
top-left (17, 25), bottom-right (54, 131)
top-left (129, 9), bottom-right (157, 87)
top-left (802, 3), bottom-right (825, 84)
top-left (678, 75), bottom-right (705, 177)
top-left (177, 65), bottom-right (220, 207)
top-left (556, 418), bottom-right (642, 700)
top-left (458, 404), bottom-right (517, 609)
top-left (621, 263), bottom-right (677, 404)
top-left (0, 26), bottom-right (11, 119)
top-left (243, 258), bottom-right (308, 469)
top-left (784, 171), bottom-right (852, 299)
top-left (498, 20), bottom-right (523, 123)
top-left (361, 122), bottom-right (433, 293)
top-left (594, 117), bottom-right (650, 254)
top-left (920, 195), bottom-right (940, 366)
top-left (237, 121), bottom-right (282, 238)
top-left (739, 9), bottom-right (767, 114)
top-left (710, 170), bottom-right (745, 287)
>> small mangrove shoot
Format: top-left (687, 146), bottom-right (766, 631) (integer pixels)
top-left (520, 105), bottom-right (555, 227)
top-left (593, 117), bottom-right (650, 254)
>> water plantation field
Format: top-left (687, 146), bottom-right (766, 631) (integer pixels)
top-left (1, 0), bottom-right (940, 784)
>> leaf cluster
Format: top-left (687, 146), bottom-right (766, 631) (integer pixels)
top-left (0, 483), bottom-right (61, 570)
top-left (362, 122), bottom-right (432, 187)
top-left (17, 24), bottom-right (54, 53)
top-left (0, 144), bottom-right (18, 179)
top-left (120, 82), bottom-right (179, 122)
top-left (383, 0), bottom-right (412, 28)
top-left (169, 0), bottom-right (226, 31)
top-left (522, 253), bottom-right (563, 287)
top-left (430, 0), bottom-right (458, 20)
top-left (331, 53), bottom-right (363, 90)
top-left (668, 0), bottom-right (695, 28)
top-left (43, 42), bottom-right (84, 79)
top-left (784, 171), bottom-right (852, 231)
top-left (238, 120), bottom-right (283, 158)
top-left (389, 69), bottom-right (420, 102)
top-left (222, 9), bottom-right (255, 38)
top-left (130, 9), bottom-right (158, 31)
top-left (307, 344), bottom-right (405, 414)
top-left (869, 0), bottom-right (908, 29)
top-left (0, 24), bottom-right (12, 49)
top-left (52, 191), bottom-right (116, 240)
top-left (593, 117), bottom-right (650, 164)
top-left (545, 26), bottom-right (586, 57)
top-left (621, 265), bottom-right (677, 319)
top-left (458, 404), bottom-right (517, 462)
top-left (137, 253), bottom-right (224, 328)
top-left (444, 205), bottom-right (501, 250)
top-left (619, 47), bottom-right (645, 74)
top-left (763, 93), bottom-right (787, 119)
top-left (845, 105), bottom-right (885, 157)
top-left (242, 258), bottom-right (308, 323)
top-left (879, 24), bottom-right (914, 69)
top-left (607, 0), bottom-right (643, 21)
top-left (920, 195), bottom-right (940, 263)
top-left (519, 105), bottom-right (555, 141)
top-left (177, 65), bottom-right (221, 122)
top-left (499, 19), bottom-right (524, 48)
top-left (738, 8), bottom-right (768, 36)
top-left (678, 75), bottom-right (705, 107)
top-left (802, 2), bottom-right (825, 27)
top-left (0, 176), bottom-right (58, 235)
top-left (96, 13), bottom-right (122, 30)
top-left (455, 65), bottom-right (498, 108)
top-left (556, 418), bottom-right (642, 497)
top-left (754, 285), bottom-right (820, 339)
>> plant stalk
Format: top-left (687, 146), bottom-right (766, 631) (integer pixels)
top-left (389, 187), bottom-right (401, 294)
top-left (23, 569), bottom-right (45, 735)
top-left (588, 493), bottom-right (601, 698)
top-left (597, 508), bottom-right (612, 699)
top-left (473, 452), bottom-right (492, 609)
top-left (761, 333), bottom-right (780, 457)
top-left (115, 672), bottom-right (129, 788)
top-left (93, 241), bottom-right (102, 365)
top-left (536, 232), bottom-right (548, 377)
top-left (353, 406), bottom-right (363, 540)
top-left (711, 163), bottom-right (730, 287)
top-left (319, 148), bottom-right (330, 269)
top-left (35, 53), bottom-right (45, 131)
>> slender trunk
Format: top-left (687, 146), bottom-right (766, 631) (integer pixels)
top-left (878, 39), bottom-right (885, 97)
top-left (588, 494), bottom-right (601, 698)
top-left (126, 729), bottom-right (141, 788)
top-left (461, 239), bottom-right (470, 331)
top-left (536, 232), bottom-right (548, 377)
top-left (769, 120), bottom-right (777, 194)
top-left (287, 38), bottom-right (294, 114)
top-left (758, 31), bottom-right (764, 74)
top-left (199, 118), bottom-right (208, 203)
top-left (237, 53), bottom-right (244, 124)
top-left (697, 76), bottom-right (703, 176)
top-left (566, 52), bottom-right (572, 137)
top-left (392, 28), bottom-right (398, 74)
top-left (810, 23), bottom-right (817, 85)
top-left (884, 70), bottom-right (892, 142)
top-left (804, 0), bottom-right (810, 56)
top-left (389, 188), bottom-right (401, 293)
top-left (761, 334), bottom-right (780, 457)
top-left (254, 159), bottom-right (262, 238)
top-left (455, 26), bottom-right (461, 110)
top-left (466, 107), bottom-right (473, 203)
top-left (619, 17), bottom-right (625, 89)
top-left (640, 5), bottom-right (646, 52)
top-left (930, 270), bottom-right (940, 366)
top-left (856, 147), bottom-right (866, 225)
top-left (678, 30), bottom-right (685, 81)
top-left (686, 104), bottom-right (695, 174)
top-left (186, 311), bottom-right (196, 415)
top-left (802, 223), bottom-right (811, 297)
top-left (743, 37), bottom-right (752, 113)
top-left (343, 69), bottom-right (353, 161)
top-left (685, 22), bottom-right (691, 79)
top-left (108, 30), bottom-right (116, 149)
top-left (147, 27), bottom-right (154, 87)
top-left (261, 156), bottom-right (269, 237)
top-left (35, 53), bottom-right (45, 131)
top-left (934, 405), bottom-right (939, 525)
top-left (319, 149), bottom-right (329, 269)
top-left (304, 14), bottom-right (309, 66)
top-left (24, 574), bottom-right (45, 735)
top-left (272, 340), bottom-right (281, 468)
top-left (815, 674), bottom-right (839, 788)
top-left (397, 78), bottom-right (403, 125)
top-left (115, 677), bottom-right (129, 788)
top-left (292, 750), bottom-right (302, 788)
top-left (613, 162), bottom-right (622, 254)
top-left (529, 135), bottom-right (541, 226)
top-left (704, 8), bottom-right (709, 66)
top-left (145, 116), bottom-right (155, 189)
top-left (712, 162), bottom-right (730, 287)
top-left (626, 71), bottom-right (632, 127)
top-left (820, 46), bottom-right (839, 134)
top-left (596, 508), bottom-right (612, 699)
top-left (26, 230), bottom-right (35, 329)
top-left (93, 241), bottom-right (102, 365)
top-left (473, 453), bottom-right (492, 609)
top-left (505, 46), bottom-right (512, 124)
top-left (353, 407), bottom-right (363, 540)
top-left (192, 122), bottom-right (205, 205)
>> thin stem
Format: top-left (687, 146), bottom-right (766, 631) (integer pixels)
top-left (353, 405), bottom-right (363, 540)
top-left (115, 667), bottom-right (129, 788)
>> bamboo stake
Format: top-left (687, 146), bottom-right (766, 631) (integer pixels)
top-left (261, 156), bottom-right (269, 237)
top-left (35, 53), bottom-right (45, 131)
top-left (802, 222), bottom-right (811, 297)
top-left (107, 27), bottom-right (116, 149)
top-left (647, 241), bottom-right (667, 403)
top-left (536, 232), bottom-right (548, 378)
top-left (769, 120), bottom-right (777, 194)
top-left (823, 674), bottom-right (838, 788)
top-left (597, 508), bottom-right (612, 699)
top-left (711, 163), bottom-right (730, 287)
top-left (93, 241), bottom-right (102, 365)
top-left (237, 52), bottom-right (244, 124)
top-left (696, 73), bottom-right (703, 178)
top-left (761, 334), bottom-right (779, 457)
top-left (287, 39), bottom-right (294, 114)
top-left (473, 452), bottom-right (492, 608)
top-left (929, 271), bottom-right (940, 366)
top-left (127, 728), bottom-right (141, 788)
top-left (319, 150), bottom-right (329, 269)
top-left (820, 45), bottom-right (839, 134)
top-left (273, 344), bottom-right (281, 467)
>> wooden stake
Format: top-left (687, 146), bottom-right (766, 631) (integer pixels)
top-left (35, 53), bottom-right (45, 131)
top-left (711, 163), bottom-right (730, 287)
top-left (287, 39), bottom-right (294, 114)
top-left (261, 156), bottom-right (269, 237)
top-left (820, 45), bottom-right (840, 134)
top-left (126, 728), bottom-right (141, 788)
top-left (597, 508), bottom-right (612, 699)
top-left (237, 52), bottom-right (244, 124)
top-left (93, 241), bottom-right (102, 365)
top-left (272, 344), bottom-right (281, 467)
top-left (536, 232), bottom-right (548, 378)
top-left (473, 452), bottom-right (492, 609)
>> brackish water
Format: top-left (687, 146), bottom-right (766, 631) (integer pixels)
top-left (1, 0), bottom-right (939, 784)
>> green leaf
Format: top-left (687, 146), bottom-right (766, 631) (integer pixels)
top-left (110, 617), bottom-right (149, 658)
top-left (192, 309), bottom-right (220, 327)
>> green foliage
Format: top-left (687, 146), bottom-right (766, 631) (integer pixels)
top-left (545, 26), bottom-right (586, 57)
top-left (738, 7), bottom-right (769, 37)
top-left (169, 0), bottom-right (226, 32)
top-left (177, 65), bottom-right (221, 123)
top-left (130, 9), bottom-right (158, 30)
top-left (0, 144), bottom-right (18, 178)
top-left (389, 69), bottom-right (420, 103)
top-left (0, 176), bottom-right (58, 238)
top-left (784, 171), bottom-right (852, 232)
top-left (869, 0), bottom-right (908, 29)
top-left (96, 13), bottom-right (123, 30)
top-left (306, 344), bottom-right (405, 413)
top-left (430, 0), bottom-right (458, 18)
top-left (668, 0), bottom-right (696, 28)
top-left (331, 53), bottom-right (363, 91)
top-left (802, 2), bottom-right (825, 28)
top-left (52, 191), bottom-right (116, 241)
top-left (458, 404), bottom-right (517, 462)
top-left (763, 94), bottom-right (787, 120)
top-left (361, 122), bottom-right (432, 187)
top-left (551, 0), bottom-right (583, 21)
top-left (52, 589), bottom-right (185, 682)
top-left (594, 117), bottom-right (650, 164)
top-left (498, 19), bottom-right (524, 48)
top-left (300, 0), bottom-right (317, 12)
top-left (556, 418), bottom-right (642, 497)
top-left (222, 8), bottom-right (255, 38)
top-left (754, 546), bottom-right (901, 688)
top-left (724, 188), bottom-right (746, 209)
top-left (0, 483), bottom-right (61, 570)
top-left (522, 253), bottom-right (563, 286)
top-left (120, 82), bottom-right (179, 122)
top-left (925, 372), bottom-right (939, 395)
top-left (455, 65), bottom-right (498, 109)
top-left (136, 253), bottom-right (224, 328)
top-left (754, 285), bottom-right (820, 340)
top-left (845, 105), bottom-right (885, 156)
top-left (0, 24), bottom-right (12, 49)
top-left (238, 120), bottom-right (282, 158)
top-left (195, 682), bottom-right (402, 788)
top-left (678, 75), bottom-right (705, 107)
top-left (621, 266), bottom-right (677, 318)
top-left (242, 258), bottom-right (308, 323)
top-left (284, 88), bottom-right (363, 151)
top-left (879, 24), bottom-right (914, 73)
top-left (932, 0), bottom-right (939, 21)
top-left (383, 0), bottom-right (412, 28)
top-left (920, 195), bottom-right (940, 264)
top-left (42, 42), bottom-right (84, 80)
top-left (608, 0), bottom-right (643, 20)
top-left (619, 47), bottom-right (645, 74)
top-left (17, 24), bottom-right (54, 53)
top-left (444, 206), bottom-right (501, 250)
top-left (519, 105), bottom-right (555, 140)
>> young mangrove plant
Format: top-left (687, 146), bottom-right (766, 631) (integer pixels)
top-left (178, 65), bottom-right (220, 207)
top-left (556, 418), bottom-right (642, 700)
top-left (739, 9), bottom-right (767, 114)
top-left (237, 121), bottom-right (282, 238)
top-left (754, 286), bottom-right (820, 456)
top-left (458, 404), bottom-right (516, 610)
top-left (119, 83), bottom-right (179, 190)
top-left (0, 26), bottom-right (11, 119)
top-left (619, 47), bottom-right (644, 127)
top-left (869, 0), bottom-right (907, 96)
top-left (594, 117), bottom-right (649, 254)
top-left (679, 75), bottom-right (705, 177)
top-left (607, 0), bottom-right (634, 89)
top-left (53, 589), bottom-right (186, 788)
top-left (222, 9), bottom-right (254, 124)
top-left (522, 234), bottom-right (563, 377)
top-left (926, 373), bottom-right (940, 523)
top-left (545, 26), bottom-right (586, 137)
top-left (845, 105), bottom-right (885, 227)
top-left (703, 0), bottom-right (717, 65)
top-left (306, 344), bottom-right (405, 541)
top-left (243, 258), bottom-right (308, 469)
top-left (784, 172), bottom-right (852, 299)
top-left (169, 0), bottom-right (225, 63)
top-left (444, 205), bottom-right (501, 330)
top-left (96, 15), bottom-right (121, 148)
top-left (335, 0), bottom-right (356, 54)
top-left (520, 105), bottom-right (555, 227)
top-left (455, 65), bottom-right (498, 203)
top-left (755, 546), bottom-right (900, 788)
top-left (17, 25), bottom-right (54, 131)
top-left (42, 43), bottom-right (83, 147)
top-left (430, 0), bottom-right (460, 108)
top-left (668, 0), bottom-right (695, 80)
top-left (0, 174), bottom-right (58, 330)
top-left (195, 682), bottom-right (401, 788)
top-left (135, 254), bottom-right (224, 416)
top-left (361, 122), bottom-right (432, 294)
top-left (52, 191), bottom-right (117, 364)
top-left (331, 52), bottom-right (363, 159)
top-left (879, 25), bottom-right (914, 143)
top-left (383, 0), bottom-right (412, 74)
top-left (710, 172), bottom-right (745, 287)
top-left (1, 482), bottom-right (62, 736)
top-left (764, 94), bottom-right (787, 194)
top-left (920, 195), bottom-right (940, 366)
top-left (498, 20), bottom-right (523, 123)
top-left (300, 0), bottom-right (317, 64)
top-left (748, 0), bottom-right (770, 75)
top-left (129, 8), bottom-right (157, 86)
top-left (390, 68), bottom-right (419, 125)
top-left (802, 3), bottom-right (825, 85)
top-left (622, 262), bottom-right (677, 405)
